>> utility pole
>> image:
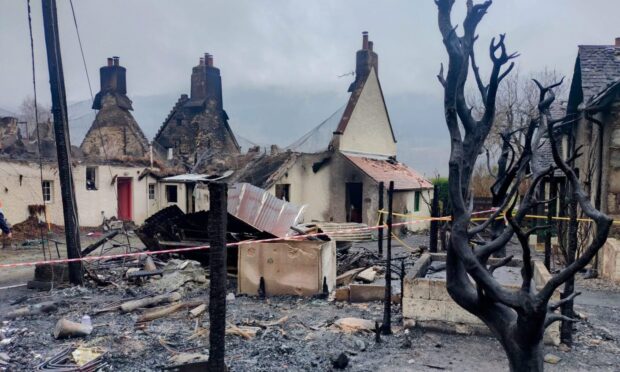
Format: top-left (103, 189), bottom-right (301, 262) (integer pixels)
top-left (42, 0), bottom-right (83, 285)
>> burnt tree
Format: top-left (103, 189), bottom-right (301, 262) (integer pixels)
top-left (435, 1), bottom-right (612, 371)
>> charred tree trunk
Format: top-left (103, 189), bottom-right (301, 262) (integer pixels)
top-left (207, 182), bottom-right (228, 372)
top-left (503, 338), bottom-right (545, 372)
top-left (434, 1), bottom-right (612, 370)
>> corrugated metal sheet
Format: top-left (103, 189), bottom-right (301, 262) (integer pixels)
top-left (342, 152), bottom-right (433, 190)
top-left (228, 183), bottom-right (306, 237)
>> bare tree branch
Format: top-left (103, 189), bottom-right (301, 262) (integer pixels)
top-left (549, 291), bottom-right (582, 311)
top-left (488, 255), bottom-right (514, 275)
top-left (544, 313), bottom-right (580, 328)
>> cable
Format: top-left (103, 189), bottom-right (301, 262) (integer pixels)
top-left (69, 0), bottom-right (133, 262)
top-left (68, 0), bottom-right (116, 195)
top-left (68, 0), bottom-right (94, 101)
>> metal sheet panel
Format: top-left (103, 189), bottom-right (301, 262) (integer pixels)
top-left (228, 183), bottom-right (305, 237)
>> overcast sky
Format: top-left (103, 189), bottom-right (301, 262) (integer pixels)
top-left (1, 0), bottom-right (619, 174)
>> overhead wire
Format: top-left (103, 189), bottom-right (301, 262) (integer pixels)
top-left (68, 0), bottom-right (116, 194)
top-left (68, 0), bottom-right (134, 259)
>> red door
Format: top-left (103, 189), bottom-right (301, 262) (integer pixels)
top-left (117, 178), bottom-right (132, 221)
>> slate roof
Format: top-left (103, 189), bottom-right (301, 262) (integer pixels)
top-left (231, 152), bottom-right (300, 189)
top-left (285, 105), bottom-right (345, 154)
top-left (342, 152), bottom-right (432, 190)
top-left (577, 45), bottom-right (620, 103)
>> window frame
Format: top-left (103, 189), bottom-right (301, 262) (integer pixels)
top-left (86, 166), bottom-right (98, 190)
top-left (414, 191), bottom-right (421, 212)
top-left (148, 184), bottom-right (156, 200)
top-left (42, 180), bottom-right (53, 203)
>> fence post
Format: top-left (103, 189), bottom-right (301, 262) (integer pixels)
top-left (207, 182), bottom-right (228, 372)
top-left (382, 181), bottom-right (394, 335)
top-left (429, 184), bottom-right (439, 253)
top-left (378, 182), bottom-right (384, 257)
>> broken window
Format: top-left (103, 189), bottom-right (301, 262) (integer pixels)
top-left (414, 191), bottom-right (421, 212)
top-left (166, 185), bottom-right (178, 203)
top-left (179, 142), bottom-right (190, 154)
top-left (86, 167), bottom-right (98, 190)
top-left (148, 184), bottom-right (156, 200)
top-left (275, 184), bottom-right (290, 201)
top-left (42, 180), bottom-right (53, 203)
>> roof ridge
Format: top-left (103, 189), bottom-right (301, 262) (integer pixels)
top-left (154, 95), bottom-right (190, 141)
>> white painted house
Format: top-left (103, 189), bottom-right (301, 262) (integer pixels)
top-left (232, 32), bottom-right (433, 230)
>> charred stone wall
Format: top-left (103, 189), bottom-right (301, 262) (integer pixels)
top-left (154, 54), bottom-right (240, 168)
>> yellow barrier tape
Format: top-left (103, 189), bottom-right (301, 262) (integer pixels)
top-left (391, 232), bottom-right (419, 253)
top-left (377, 209), bottom-right (620, 224)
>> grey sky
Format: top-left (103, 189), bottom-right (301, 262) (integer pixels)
top-left (1, 0), bottom-right (619, 175)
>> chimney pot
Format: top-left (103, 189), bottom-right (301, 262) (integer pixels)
top-left (615, 37), bottom-right (620, 47)
top-left (107, 57), bottom-right (113, 67)
top-left (206, 54), bottom-right (214, 67)
top-left (362, 31), bottom-right (369, 49)
top-left (199, 57), bottom-right (205, 65)
top-left (368, 41), bottom-right (374, 52)
top-left (113, 56), bottom-right (119, 66)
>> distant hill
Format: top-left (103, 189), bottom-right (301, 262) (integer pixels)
top-left (64, 88), bottom-right (449, 176)
top-left (0, 107), bottom-right (17, 118)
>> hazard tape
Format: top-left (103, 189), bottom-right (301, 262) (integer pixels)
top-left (378, 209), bottom-right (620, 224)
top-left (0, 209), bottom-right (500, 270)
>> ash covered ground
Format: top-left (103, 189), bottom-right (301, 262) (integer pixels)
top-left (0, 235), bottom-right (618, 371)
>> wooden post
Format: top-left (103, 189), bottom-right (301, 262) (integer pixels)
top-left (429, 184), bottom-right (439, 253)
top-left (382, 181), bottom-right (394, 335)
top-left (561, 183), bottom-right (578, 345)
top-left (378, 182), bottom-right (384, 257)
top-left (207, 182), bottom-right (227, 371)
top-left (544, 180), bottom-right (557, 270)
top-left (42, 0), bottom-right (82, 285)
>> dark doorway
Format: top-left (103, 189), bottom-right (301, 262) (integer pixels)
top-left (345, 182), bottom-right (363, 223)
top-left (117, 177), bottom-right (132, 221)
top-left (186, 183), bottom-right (196, 213)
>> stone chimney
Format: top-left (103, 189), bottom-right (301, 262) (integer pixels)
top-left (190, 53), bottom-right (223, 110)
top-left (349, 31), bottom-right (379, 92)
top-left (92, 56), bottom-right (130, 110)
top-left (99, 56), bottom-right (126, 95)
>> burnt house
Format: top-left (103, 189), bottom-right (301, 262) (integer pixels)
top-left (80, 57), bottom-right (150, 159)
top-left (232, 32), bottom-right (433, 229)
top-left (563, 37), bottom-right (620, 217)
top-left (154, 54), bottom-right (240, 169)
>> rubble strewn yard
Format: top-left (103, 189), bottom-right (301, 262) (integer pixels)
top-left (0, 234), bottom-right (618, 371)
top-left (2, 1), bottom-right (620, 371)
